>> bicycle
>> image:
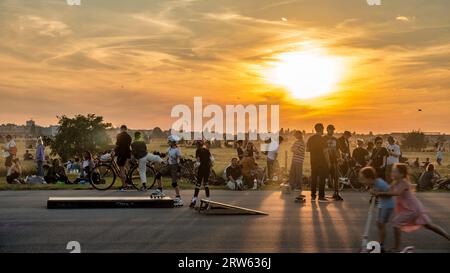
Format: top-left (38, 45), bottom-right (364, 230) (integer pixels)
top-left (338, 162), bottom-right (369, 192)
top-left (90, 155), bottom-right (157, 191)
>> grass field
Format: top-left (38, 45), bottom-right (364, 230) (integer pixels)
top-left (1, 138), bottom-right (449, 191)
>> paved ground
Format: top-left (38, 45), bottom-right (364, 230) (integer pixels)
top-left (0, 190), bottom-right (449, 253)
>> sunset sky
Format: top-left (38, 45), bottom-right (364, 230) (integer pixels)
top-left (0, 0), bottom-right (449, 133)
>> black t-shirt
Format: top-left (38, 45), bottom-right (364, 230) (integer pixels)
top-left (307, 134), bottom-right (327, 168)
top-left (352, 147), bottom-right (369, 166)
top-left (324, 135), bottom-right (339, 163)
top-left (115, 132), bottom-right (132, 158)
top-left (338, 136), bottom-right (350, 157)
top-left (370, 147), bottom-right (388, 169)
top-left (131, 140), bottom-right (148, 159)
top-left (196, 147), bottom-right (211, 168)
top-left (226, 165), bottom-right (242, 180)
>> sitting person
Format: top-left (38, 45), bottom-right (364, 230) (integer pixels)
top-left (240, 151), bottom-right (258, 189)
top-left (226, 158), bottom-right (243, 190)
top-left (74, 152), bottom-right (95, 184)
top-left (70, 157), bottom-right (82, 174)
top-left (45, 159), bottom-right (69, 184)
top-left (417, 163), bottom-right (438, 191)
top-left (6, 157), bottom-right (24, 184)
top-left (23, 150), bottom-right (34, 161)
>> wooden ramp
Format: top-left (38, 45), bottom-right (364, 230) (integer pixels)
top-left (47, 196), bottom-right (174, 209)
top-left (197, 199), bottom-right (268, 215)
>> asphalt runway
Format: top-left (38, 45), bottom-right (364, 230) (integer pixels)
top-left (0, 190), bottom-right (449, 253)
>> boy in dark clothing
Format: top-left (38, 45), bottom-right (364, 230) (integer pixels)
top-left (368, 136), bottom-right (388, 180)
top-left (190, 140), bottom-right (212, 208)
top-left (45, 159), bottom-right (69, 184)
top-left (307, 123), bottom-right (329, 202)
top-left (115, 125), bottom-right (132, 191)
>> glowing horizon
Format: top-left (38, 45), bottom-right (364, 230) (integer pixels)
top-left (0, 0), bottom-right (449, 133)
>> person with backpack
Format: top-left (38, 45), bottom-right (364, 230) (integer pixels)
top-left (131, 131), bottom-right (164, 192)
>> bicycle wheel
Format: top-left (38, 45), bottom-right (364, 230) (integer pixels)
top-left (90, 163), bottom-right (116, 190)
top-left (130, 164), bottom-right (157, 190)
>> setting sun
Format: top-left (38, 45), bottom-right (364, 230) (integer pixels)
top-left (264, 48), bottom-right (345, 99)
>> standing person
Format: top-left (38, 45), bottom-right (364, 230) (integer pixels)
top-left (115, 125), bottom-right (132, 192)
top-left (385, 136), bottom-right (401, 183)
top-left (352, 139), bottom-right (369, 167)
top-left (288, 131), bottom-right (306, 202)
top-left (307, 123), bottom-right (329, 203)
top-left (324, 124), bottom-right (343, 201)
top-left (131, 131), bottom-right (150, 191)
top-left (338, 131), bottom-right (352, 176)
top-left (167, 135), bottom-right (183, 207)
top-left (436, 142), bottom-right (444, 166)
top-left (190, 140), bottom-right (212, 208)
top-left (266, 136), bottom-right (282, 181)
top-left (367, 141), bottom-right (375, 157)
top-left (373, 163), bottom-right (449, 252)
top-left (368, 136), bottom-right (388, 180)
top-left (3, 135), bottom-right (17, 177)
top-left (359, 167), bottom-right (395, 253)
top-left (35, 137), bottom-right (45, 177)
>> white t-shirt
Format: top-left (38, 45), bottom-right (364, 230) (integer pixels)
top-left (386, 144), bottom-right (401, 165)
top-left (167, 147), bottom-right (182, 165)
top-left (266, 141), bottom-right (280, 161)
top-left (3, 140), bottom-right (16, 157)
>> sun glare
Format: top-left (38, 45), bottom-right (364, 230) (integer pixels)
top-left (264, 48), bottom-right (345, 99)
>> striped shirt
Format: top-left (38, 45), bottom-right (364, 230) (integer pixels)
top-left (291, 139), bottom-right (305, 164)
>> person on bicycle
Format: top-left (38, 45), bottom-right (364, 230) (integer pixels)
top-left (131, 131), bottom-right (164, 192)
top-left (324, 124), bottom-right (344, 201)
top-left (167, 135), bottom-right (183, 207)
top-left (115, 125), bottom-right (132, 192)
top-left (190, 140), bottom-right (212, 208)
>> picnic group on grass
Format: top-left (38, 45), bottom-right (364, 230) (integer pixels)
top-left (2, 123), bottom-right (449, 251)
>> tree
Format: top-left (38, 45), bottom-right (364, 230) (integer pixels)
top-left (51, 114), bottom-right (112, 160)
top-left (401, 130), bottom-right (428, 151)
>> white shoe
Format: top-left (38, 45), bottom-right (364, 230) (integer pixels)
top-left (252, 184), bottom-right (258, 190)
top-left (174, 197), bottom-right (184, 207)
top-left (151, 189), bottom-right (165, 197)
